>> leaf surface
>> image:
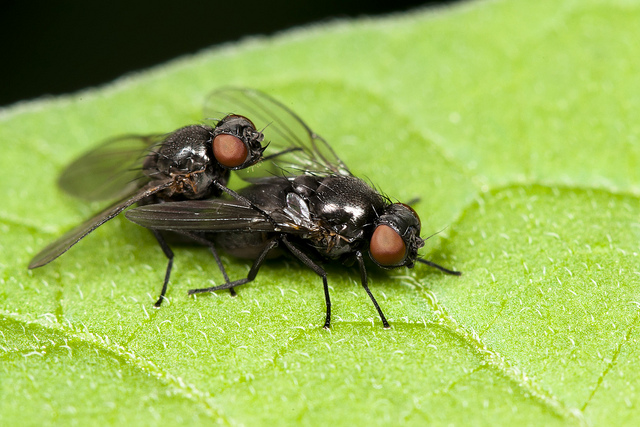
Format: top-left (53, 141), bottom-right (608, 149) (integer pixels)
top-left (1, 0), bottom-right (639, 425)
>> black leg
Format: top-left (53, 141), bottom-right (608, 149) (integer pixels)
top-left (404, 197), bottom-right (421, 206)
top-left (208, 240), bottom-right (237, 297)
top-left (151, 230), bottom-right (174, 307)
top-left (261, 147), bottom-right (302, 162)
top-left (416, 258), bottom-right (462, 276)
top-left (213, 181), bottom-right (278, 228)
top-left (188, 238), bottom-right (279, 294)
top-left (280, 236), bottom-right (332, 329)
top-left (177, 231), bottom-right (237, 296)
top-left (356, 251), bottom-right (390, 328)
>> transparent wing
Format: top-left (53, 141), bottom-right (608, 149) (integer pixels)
top-left (58, 133), bottom-right (166, 201)
top-left (29, 180), bottom-right (173, 269)
top-left (125, 199), bottom-right (303, 234)
top-left (204, 87), bottom-right (351, 178)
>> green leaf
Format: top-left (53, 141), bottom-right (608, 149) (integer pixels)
top-left (1, 0), bottom-right (639, 425)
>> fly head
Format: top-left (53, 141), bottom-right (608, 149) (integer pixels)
top-left (369, 203), bottom-right (424, 269)
top-left (212, 114), bottom-right (265, 169)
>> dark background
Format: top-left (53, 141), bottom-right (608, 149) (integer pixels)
top-left (1, 0), bottom-right (457, 107)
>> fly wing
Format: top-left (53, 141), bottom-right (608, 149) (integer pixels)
top-left (125, 199), bottom-right (304, 234)
top-left (29, 180), bottom-right (173, 269)
top-left (58, 133), bottom-right (166, 201)
top-left (204, 87), bottom-right (352, 178)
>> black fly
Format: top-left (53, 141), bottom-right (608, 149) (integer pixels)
top-left (29, 96), bottom-right (276, 306)
top-left (125, 88), bottom-right (460, 328)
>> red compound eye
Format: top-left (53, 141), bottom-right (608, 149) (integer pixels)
top-left (213, 134), bottom-right (248, 168)
top-left (370, 224), bottom-right (406, 266)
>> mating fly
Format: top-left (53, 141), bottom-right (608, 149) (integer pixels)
top-left (126, 88), bottom-right (461, 328)
top-left (28, 97), bottom-right (273, 306)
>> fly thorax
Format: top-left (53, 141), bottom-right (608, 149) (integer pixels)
top-left (155, 125), bottom-right (213, 174)
top-left (291, 175), bottom-right (321, 198)
top-left (155, 126), bottom-right (230, 199)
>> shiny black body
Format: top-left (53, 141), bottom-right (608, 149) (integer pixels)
top-left (125, 88), bottom-right (460, 328)
top-left (29, 97), bottom-right (268, 306)
top-left (219, 175), bottom-right (386, 261)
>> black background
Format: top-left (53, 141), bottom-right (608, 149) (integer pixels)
top-left (1, 0), bottom-right (456, 107)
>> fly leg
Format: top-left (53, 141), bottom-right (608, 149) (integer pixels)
top-left (261, 147), bottom-right (301, 162)
top-left (213, 181), bottom-right (279, 229)
top-left (356, 251), bottom-right (390, 328)
top-left (176, 231), bottom-right (237, 296)
top-left (151, 230), bottom-right (173, 307)
top-left (280, 236), bottom-right (332, 330)
top-left (188, 238), bottom-right (280, 294)
top-left (416, 258), bottom-right (462, 276)
top-left (404, 197), bottom-right (421, 206)
top-left (209, 241), bottom-right (237, 297)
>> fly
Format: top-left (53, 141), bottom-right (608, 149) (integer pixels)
top-left (126, 88), bottom-right (461, 328)
top-left (28, 92), bottom-right (289, 306)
